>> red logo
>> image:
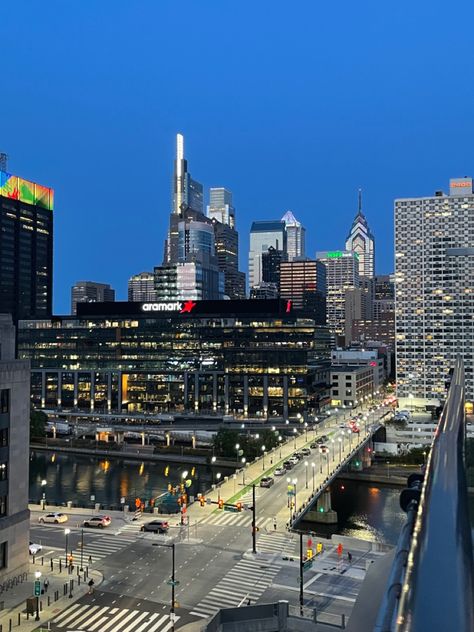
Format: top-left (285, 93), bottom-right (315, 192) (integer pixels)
top-left (286, 300), bottom-right (292, 313)
top-left (180, 300), bottom-right (197, 314)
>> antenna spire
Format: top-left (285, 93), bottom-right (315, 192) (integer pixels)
top-left (358, 188), bottom-right (362, 214)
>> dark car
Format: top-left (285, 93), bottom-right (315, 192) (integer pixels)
top-left (310, 442), bottom-right (318, 449)
top-left (292, 452), bottom-right (303, 461)
top-left (283, 460), bottom-right (294, 470)
top-left (260, 476), bottom-right (274, 488)
top-left (140, 520), bottom-right (169, 534)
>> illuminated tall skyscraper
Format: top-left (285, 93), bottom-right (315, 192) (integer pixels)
top-left (249, 220), bottom-right (287, 289)
top-left (0, 165), bottom-right (54, 322)
top-left (207, 188), bottom-right (235, 228)
top-left (281, 211), bottom-right (305, 261)
top-left (172, 133), bottom-right (203, 216)
top-left (395, 177), bottom-right (474, 407)
top-left (345, 190), bottom-right (375, 278)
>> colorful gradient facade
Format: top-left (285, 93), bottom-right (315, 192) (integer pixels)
top-left (0, 171), bottom-right (53, 210)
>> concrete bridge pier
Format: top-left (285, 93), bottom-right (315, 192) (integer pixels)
top-left (305, 487), bottom-right (338, 524)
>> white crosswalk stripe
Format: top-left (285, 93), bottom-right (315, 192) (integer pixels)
top-left (190, 557), bottom-right (281, 618)
top-left (198, 512), bottom-right (269, 528)
top-left (41, 534), bottom-right (134, 565)
top-left (257, 532), bottom-right (296, 556)
top-left (53, 604), bottom-right (179, 631)
top-left (116, 521), bottom-right (145, 535)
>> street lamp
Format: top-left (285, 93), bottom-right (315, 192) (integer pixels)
top-left (292, 478), bottom-right (297, 520)
top-left (34, 571), bottom-right (41, 620)
top-left (235, 443), bottom-right (240, 466)
top-left (347, 429), bottom-right (353, 450)
top-left (338, 437), bottom-right (342, 461)
top-left (304, 461), bottom-right (308, 488)
top-left (311, 462), bottom-right (315, 490)
top-left (211, 455), bottom-right (216, 464)
top-left (285, 419), bottom-right (290, 425)
top-left (241, 457), bottom-right (246, 484)
top-left (331, 439), bottom-right (335, 462)
top-left (261, 445), bottom-right (266, 470)
top-left (278, 436), bottom-right (282, 459)
top-left (304, 422), bottom-right (308, 441)
top-left (293, 428), bottom-right (297, 449)
top-left (64, 528), bottom-right (71, 567)
top-left (216, 472), bottom-right (222, 502)
top-left (41, 479), bottom-right (47, 510)
top-left (314, 419), bottom-right (318, 437)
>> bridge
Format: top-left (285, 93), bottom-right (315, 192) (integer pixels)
top-left (347, 357), bottom-right (474, 632)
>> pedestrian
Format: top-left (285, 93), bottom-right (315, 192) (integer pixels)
top-left (88, 579), bottom-right (95, 594)
top-left (88, 554), bottom-right (93, 565)
top-left (43, 578), bottom-right (49, 593)
top-left (347, 552), bottom-right (352, 563)
top-left (273, 518), bottom-right (277, 531)
top-left (247, 598), bottom-right (251, 606)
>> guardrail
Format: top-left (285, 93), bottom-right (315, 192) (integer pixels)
top-left (374, 357), bottom-right (474, 631)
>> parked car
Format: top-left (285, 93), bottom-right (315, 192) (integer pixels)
top-left (38, 512), bottom-right (68, 524)
top-left (339, 422), bottom-right (347, 428)
top-left (83, 515), bottom-right (112, 529)
top-left (310, 442), bottom-right (319, 449)
top-left (318, 444), bottom-right (329, 453)
top-left (300, 448), bottom-right (311, 456)
top-left (141, 520), bottom-right (169, 534)
top-left (274, 467), bottom-right (286, 476)
top-left (283, 460), bottom-right (294, 470)
top-left (260, 476), bottom-right (274, 488)
top-left (292, 452), bottom-right (303, 461)
top-left (29, 542), bottom-right (43, 555)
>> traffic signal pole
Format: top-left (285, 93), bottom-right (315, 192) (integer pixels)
top-left (299, 532), bottom-right (304, 613)
top-left (252, 484), bottom-right (257, 554)
top-left (171, 542), bottom-right (176, 632)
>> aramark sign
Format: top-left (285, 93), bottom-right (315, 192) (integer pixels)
top-left (141, 302), bottom-right (182, 312)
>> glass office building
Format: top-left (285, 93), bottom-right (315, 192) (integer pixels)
top-left (18, 300), bottom-right (331, 418)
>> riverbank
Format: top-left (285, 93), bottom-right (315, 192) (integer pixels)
top-left (30, 442), bottom-right (233, 468)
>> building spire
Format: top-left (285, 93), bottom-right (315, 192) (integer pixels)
top-left (358, 188), bottom-right (362, 214)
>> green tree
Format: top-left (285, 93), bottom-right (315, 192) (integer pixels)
top-left (30, 409), bottom-right (47, 439)
top-left (212, 428), bottom-right (241, 457)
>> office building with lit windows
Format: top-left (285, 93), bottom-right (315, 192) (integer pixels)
top-left (18, 300), bottom-right (331, 418)
top-left (71, 281), bottom-right (115, 315)
top-left (249, 220), bottom-right (287, 289)
top-left (316, 250), bottom-right (359, 343)
top-left (281, 211), bottom-right (305, 261)
top-left (395, 177), bottom-right (474, 408)
top-left (128, 272), bottom-right (157, 302)
top-left (0, 167), bottom-right (53, 322)
top-left (345, 190), bottom-right (375, 279)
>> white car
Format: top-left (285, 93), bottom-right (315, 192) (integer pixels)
top-left (29, 542), bottom-right (43, 555)
top-left (274, 467), bottom-right (286, 476)
top-left (38, 512), bottom-right (68, 524)
top-left (339, 422), bottom-right (347, 428)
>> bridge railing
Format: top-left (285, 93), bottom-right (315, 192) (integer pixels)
top-left (374, 357), bottom-right (474, 632)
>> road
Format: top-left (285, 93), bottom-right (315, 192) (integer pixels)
top-left (30, 403), bottom-right (392, 632)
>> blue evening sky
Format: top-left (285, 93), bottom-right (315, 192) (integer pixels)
top-left (2, 1), bottom-right (474, 313)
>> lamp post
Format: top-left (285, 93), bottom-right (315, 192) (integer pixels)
top-left (304, 461), bottom-right (308, 488)
top-left (34, 571), bottom-right (41, 620)
top-left (326, 452), bottom-right (330, 476)
top-left (235, 443), bottom-right (240, 466)
top-left (319, 447), bottom-right (323, 473)
top-left (64, 528), bottom-right (71, 567)
top-left (80, 528), bottom-right (84, 572)
top-left (311, 462), bottom-right (315, 490)
top-left (347, 429), bottom-right (353, 451)
top-left (293, 428), bottom-right (297, 449)
top-left (278, 436), bottom-right (282, 459)
top-left (211, 455), bottom-right (216, 464)
top-left (41, 479), bottom-right (47, 510)
top-left (261, 445), bottom-right (266, 471)
top-left (241, 457), bottom-right (246, 484)
top-left (216, 472), bottom-right (221, 502)
top-left (331, 439), bottom-right (335, 462)
top-left (292, 478), bottom-right (297, 520)
top-left (338, 437), bottom-right (342, 461)
top-left (304, 422), bottom-right (308, 441)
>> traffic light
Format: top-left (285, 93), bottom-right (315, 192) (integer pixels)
top-left (316, 542), bottom-right (323, 554)
top-left (177, 496), bottom-right (182, 506)
top-left (306, 549), bottom-right (313, 559)
top-left (200, 496), bottom-right (205, 507)
top-left (218, 498), bottom-right (224, 510)
top-left (180, 483), bottom-right (184, 493)
top-left (181, 494), bottom-right (187, 505)
top-left (236, 502), bottom-right (242, 512)
top-left (168, 483), bottom-right (173, 492)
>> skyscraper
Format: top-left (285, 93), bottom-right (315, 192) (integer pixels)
top-left (249, 220), bottom-right (287, 289)
top-left (0, 165), bottom-right (54, 322)
top-left (317, 250), bottom-right (359, 343)
top-left (279, 259), bottom-right (327, 322)
top-left (128, 272), bottom-right (157, 302)
top-left (71, 281), bottom-right (115, 315)
top-left (345, 190), bottom-right (375, 278)
top-left (207, 188), bottom-right (235, 228)
top-left (281, 210), bottom-right (305, 261)
top-left (395, 177), bottom-right (474, 407)
top-left (212, 219), bottom-right (246, 299)
top-left (172, 133), bottom-right (203, 216)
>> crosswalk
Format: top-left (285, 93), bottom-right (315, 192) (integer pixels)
top-left (52, 603), bottom-right (179, 632)
top-left (37, 531), bottom-right (135, 566)
top-left (190, 557), bottom-right (281, 619)
top-left (197, 512), bottom-right (270, 528)
top-left (256, 531), bottom-right (296, 557)
top-left (116, 521), bottom-right (146, 536)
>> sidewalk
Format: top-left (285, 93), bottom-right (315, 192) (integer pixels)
top-left (0, 558), bottom-right (102, 632)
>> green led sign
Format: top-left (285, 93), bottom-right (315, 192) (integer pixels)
top-left (327, 251), bottom-right (343, 258)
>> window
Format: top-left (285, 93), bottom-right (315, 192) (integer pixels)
top-left (0, 496), bottom-right (7, 517)
top-left (0, 542), bottom-right (6, 569)
top-left (0, 429), bottom-right (8, 447)
top-left (0, 390), bottom-right (9, 414)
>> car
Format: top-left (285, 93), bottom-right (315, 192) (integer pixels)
top-left (283, 460), bottom-right (294, 470)
top-left (83, 515), bottom-right (112, 529)
top-left (318, 444), bottom-right (329, 452)
top-left (292, 452), bottom-right (303, 460)
top-left (260, 476), bottom-right (274, 488)
top-left (300, 448), bottom-right (311, 456)
top-left (274, 467), bottom-right (285, 476)
top-left (38, 512), bottom-right (68, 524)
top-left (29, 542), bottom-right (43, 555)
top-left (310, 442), bottom-right (318, 449)
top-left (339, 422), bottom-right (347, 428)
top-left (140, 520), bottom-right (169, 534)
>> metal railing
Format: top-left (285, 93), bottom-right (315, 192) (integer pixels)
top-left (375, 357), bottom-right (474, 631)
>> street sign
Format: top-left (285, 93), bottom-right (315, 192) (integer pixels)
top-left (224, 506), bottom-right (238, 512)
top-left (34, 580), bottom-right (41, 596)
top-left (303, 559), bottom-right (313, 571)
top-left (120, 497), bottom-right (125, 504)
top-left (90, 495), bottom-right (95, 502)
top-left (206, 498), bottom-right (212, 505)
top-left (166, 580), bottom-right (180, 586)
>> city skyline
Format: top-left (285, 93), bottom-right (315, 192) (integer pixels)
top-left (3, 2), bottom-right (473, 313)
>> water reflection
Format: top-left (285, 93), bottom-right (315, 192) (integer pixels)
top-left (29, 451), bottom-right (233, 508)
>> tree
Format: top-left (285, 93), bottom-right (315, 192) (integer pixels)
top-left (212, 428), bottom-right (241, 457)
top-left (30, 409), bottom-right (47, 439)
